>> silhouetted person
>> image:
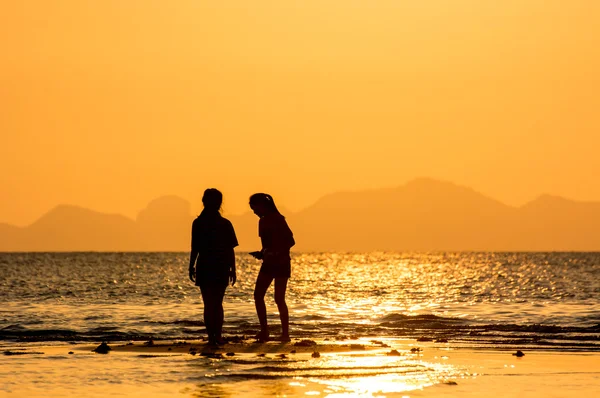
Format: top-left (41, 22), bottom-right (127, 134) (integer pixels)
top-left (249, 193), bottom-right (295, 342)
top-left (189, 189), bottom-right (238, 345)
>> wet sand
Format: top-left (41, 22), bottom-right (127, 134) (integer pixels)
top-left (2, 338), bottom-right (599, 397)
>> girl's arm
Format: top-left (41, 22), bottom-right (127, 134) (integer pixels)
top-left (189, 222), bottom-right (198, 283)
top-left (284, 220), bottom-right (295, 249)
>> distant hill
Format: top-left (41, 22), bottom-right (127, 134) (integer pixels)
top-left (1, 179), bottom-right (600, 251)
top-left (283, 178), bottom-right (516, 251)
top-left (16, 205), bottom-right (140, 251)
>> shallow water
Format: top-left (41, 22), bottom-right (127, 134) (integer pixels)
top-left (1, 252), bottom-right (599, 349)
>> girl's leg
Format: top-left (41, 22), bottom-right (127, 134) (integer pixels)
top-left (214, 283), bottom-right (227, 342)
top-left (254, 272), bottom-right (273, 340)
top-left (274, 277), bottom-right (289, 341)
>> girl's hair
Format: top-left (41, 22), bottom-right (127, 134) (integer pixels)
top-left (249, 193), bottom-right (282, 215)
top-left (202, 188), bottom-right (223, 212)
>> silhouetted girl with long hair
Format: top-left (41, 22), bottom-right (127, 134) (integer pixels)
top-left (189, 188), bottom-right (238, 345)
top-left (249, 193), bottom-right (295, 342)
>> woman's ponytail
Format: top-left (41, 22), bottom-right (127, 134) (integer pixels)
top-left (250, 193), bottom-right (282, 216)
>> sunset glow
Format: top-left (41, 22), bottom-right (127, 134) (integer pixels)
top-left (2, 1), bottom-right (600, 226)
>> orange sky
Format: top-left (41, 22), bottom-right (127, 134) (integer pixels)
top-left (1, 1), bottom-right (599, 226)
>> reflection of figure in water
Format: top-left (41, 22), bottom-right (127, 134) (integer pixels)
top-left (249, 193), bottom-right (295, 342)
top-left (189, 189), bottom-right (238, 345)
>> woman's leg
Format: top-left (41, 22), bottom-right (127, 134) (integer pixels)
top-left (274, 277), bottom-right (289, 341)
top-left (213, 283), bottom-right (227, 342)
top-left (254, 272), bottom-right (274, 340)
top-left (199, 284), bottom-right (215, 342)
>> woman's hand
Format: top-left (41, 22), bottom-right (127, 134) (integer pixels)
top-left (189, 267), bottom-right (196, 283)
top-left (229, 270), bottom-right (237, 286)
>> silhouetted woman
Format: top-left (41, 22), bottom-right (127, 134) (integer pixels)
top-left (249, 193), bottom-right (295, 342)
top-left (189, 188), bottom-right (238, 345)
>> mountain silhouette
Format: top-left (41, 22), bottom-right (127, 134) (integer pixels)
top-left (282, 178), bottom-right (516, 251)
top-left (1, 179), bottom-right (600, 251)
top-left (21, 205), bottom-right (139, 251)
top-left (136, 196), bottom-right (192, 250)
top-left (517, 194), bottom-right (600, 250)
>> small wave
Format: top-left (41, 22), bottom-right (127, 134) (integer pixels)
top-left (149, 319), bottom-right (205, 327)
top-left (380, 313), bottom-right (463, 323)
top-left (0, 327), bottom-right (157, 342)
top-left (476, 323), bottom-right (600, 334)
top-left (0, 327), bottom-right (78, 339)
top-left (0, 324), bottom-right (28, 332)
top-left (87, 326), bottom-right (120, 333)
top-left (294, 315), bottom-right (329, 321)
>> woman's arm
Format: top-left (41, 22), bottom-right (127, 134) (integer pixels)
top-left (229, 249), bottom-right (236, 286)
top-left (189, 250), bottom-right (198, 283)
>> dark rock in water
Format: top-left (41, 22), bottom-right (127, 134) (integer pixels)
top-left (68, 351), bottom-right (74, 355)
top-left (294, 339), bottom-right (317, 347)
top-left (335, 336), bottom-right (346, 341)
top-left (349, 335), bottom-right (359, 340)
top-left (444, 381), bottom-right (458, 385)
top-left (386, 349), bottom-right (401, 356)
top-left (513, 350), bottom-right (525, 357)
top-left (256, 353), bottom-right (266, 357)
top-left (311, 352), bottom-right (321, 358)
top-left (126, 342), bottom-right (134, 346)
top-left (436, 338), bottom-right (449, 343)
top-left (189, 348), bottom-right (197, 356)
top-left (277, 354), bottom-right (287, 359)
top-left (410, 347), bottom-right (422, 353)
top-left (370, 340), bottom-right (383, 345)
top-left (167, 347), bottom-right (172, 351)
top-left (350, 344), bottom-right (365, 350)
top-left (93, 342), bottom-right (111, 354)
top-left (417, 337), bottom-right (433, 342)
top-left (324, 338), bottom-right (330, 341)
top-left (226, 352), bottom-right (235, 357)
top-left (144, 339), bottom-right (154, 347)
top-left (290, 350), bottom-right (297, 354)
top-left (201, 352), bottom-right (224, 359)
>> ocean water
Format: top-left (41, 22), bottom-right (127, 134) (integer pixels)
top-left (1, 252), bottom-right (599, 397)
top-left (1, 252), bottom-right (598, 348)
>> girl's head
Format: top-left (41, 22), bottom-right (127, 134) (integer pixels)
top-left (249, 193), bottom-right (281, 217)
top-left (202, 188), bottom-right (223, 212)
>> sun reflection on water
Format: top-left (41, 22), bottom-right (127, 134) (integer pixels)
top-left (278, 350), bottom-right (461, 397)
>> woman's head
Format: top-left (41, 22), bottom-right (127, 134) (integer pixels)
top-left (202, 188), bottom-right (223, 212)
top-left (249, 193), bottom-right (281, 217)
